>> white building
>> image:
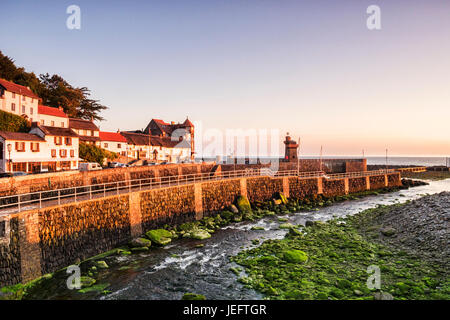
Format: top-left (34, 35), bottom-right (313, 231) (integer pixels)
top-left (99, 131), bottom-right (128, 156)
top-left (0, 78), bottom-right (40, 122)
top-left (38, 105), bottom-right (69, 128)
top-left (69, 118), bottom-right (100, 146)
top-left (121, 131), bottom-right (190, 163)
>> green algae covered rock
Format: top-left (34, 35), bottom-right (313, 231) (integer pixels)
top-left (181, 293), bottom-right (206, 300)
top-left (80, 276), bottom-right (96, 288)
top-left (282, 250), bottom-right (308, 263)
top-left (129, 237), bottom-right (152, 248)
top-left (279, 223), bottom-right (295, 230)
top-left (146, 229), bottom-right (173, 246)
top-left (95, 261), bottom-right (109, 269)
top-left (188, 229), bottom-right (211, 240)
top-left (236, 195), bottom-right (252, 213)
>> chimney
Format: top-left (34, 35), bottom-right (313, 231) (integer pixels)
top-left (90, 116), bottom-right (94, 122)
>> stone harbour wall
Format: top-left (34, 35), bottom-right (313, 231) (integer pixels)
top-left (0, 172), bottom-right (401, 287)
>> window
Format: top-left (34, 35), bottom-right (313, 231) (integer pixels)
top-left (11, 103), bottom-right (15, 111)
top-left (30, 107), bottom-right (33, 115)
top-left (51, 121), bottom-right (55, 127)
top-left (60, 149), bottom-right (67, 158)
top-left (86, 130), bottom-right (91, 136)
top-left (117, 143), bottom-right (121, 148)
top-left (31, 98), bottom-right (34, 103)
top-left (22, 106), bottom-right (26, 114)
top-left (91, 131), bottom-right (95, 136)
top-left (54, 136), bottom-right (62, 145)
top-left (22, 95), bottom-right (26, 101)
top-left (104, 143), bottom-right (108, 148)
top-left (12, 92), bottom-right (15, 99)
top-left (61, 122), bottom-right (64, 128)
top-left (65, 137), bottom-right (72, 146)
top-left (70, 150), bottom-right (74, 157)
top-left (15, 142), bottom-right (25, 152)
top-left (31, 142), bottom-right (40, 152)
top-left (41, 120), bottom-right (45, 125)
top-left (80, 129), bottom-right (85, 136)
top-left (51, 149), bottom-right (56, 158)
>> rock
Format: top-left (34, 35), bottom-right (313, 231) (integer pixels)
top-left (354, 289), bottom-right (363, 296)
top-left (145, 229), bottom-right (173, 246)
top-left (188, 229), bottom-right (211, 240)
top-left (287, 227), bottom-right (302, 237)
top-left (279, 223), bottom-right (295, 229)
top-left (181, 293), bottom-right (206, 300)
top-left (373, 292), bottom-right (394, 300)
top-left (220, 210), bottom-right (234, 220)
top-left (80, 276), bottom-right (96, 288)
top-left (251, 226), bottom-right (265, 231)
top-left (95, 261), bottom-right (108, 269)
top-left (282, 249), bottom-right (308, 263)
top-left (230, 204), bottom-right (239, 214)
top-left (236, 195), bottom-right (252, 213)
top-left (273, 199), bottom-right (282, 205)
top-left (305, 220), bottom-right (315, 227)
top-left (130, 247), bottom-right (149, 252)
top-left (381, 227), bottom-right (396, 237)
top-left (129, 237), bottom-right (152, 248)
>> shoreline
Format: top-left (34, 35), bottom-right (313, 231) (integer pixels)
top-left (231, 192), bottom-right (449, 300)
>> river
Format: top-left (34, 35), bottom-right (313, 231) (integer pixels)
top-left (26, 178), bottom-right (450, 300)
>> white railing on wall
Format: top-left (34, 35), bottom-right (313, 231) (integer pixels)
top-left (0, 168), bottom-right (396, 214)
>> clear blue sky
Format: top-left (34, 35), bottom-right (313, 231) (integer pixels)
top-left (2, 0), bottom-right (449, 156)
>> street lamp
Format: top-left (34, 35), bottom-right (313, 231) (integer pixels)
top-left (7, 144), bottom-right (12, 173)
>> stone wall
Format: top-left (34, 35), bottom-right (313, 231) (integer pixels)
top-left (201, 179), bottom-right (241, 214)
top-left (323, 179), bottom-right (346, 197)
top-left (348, 177), bottom-right (368, 193)
top-left (140, 185), bottom-right (196, 231)
top-left (369, 175), bottom-right (387, 190)
top-left (0, 217), bottom-right (21, 286)
top-left (288, 177), bottom-right (319, 199)
top-left (246, 177), bottom-right (284, 203)
top-left (39, 196), bottom-right (131, 274)
top-left (0, 171), bottom-right (402, 287)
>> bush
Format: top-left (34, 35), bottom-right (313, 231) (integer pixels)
top-left (79, 142), bottom-right (117, 165)
top-left (0, 110), bottom-right (30, 132)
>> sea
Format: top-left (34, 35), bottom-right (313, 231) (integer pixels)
top-left (202, 156), bottom-right (450, 167)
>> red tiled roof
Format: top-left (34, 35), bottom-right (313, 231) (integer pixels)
top-left (39, 126), bottom-right (79, 137)
top-left (69, 118), bottom-right (99, 131)
top-left (0, 78), bottom-right (40, 100)
top-left (38, 105), bottom-right (68, 118)
top-left (0, 131), bottom-right (45, 142)
top-left (99, 131), bottom-right (127, 143)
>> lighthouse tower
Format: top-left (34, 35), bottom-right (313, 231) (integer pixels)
top-left (283, 133), bottom-right (299, 162)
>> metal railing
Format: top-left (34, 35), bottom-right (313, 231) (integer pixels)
top-left (395, 167), bottom-right (427, 173)
top-left (0, 168), bottom-right (397, 214)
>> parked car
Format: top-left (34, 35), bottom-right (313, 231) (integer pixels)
top-left (79, 162), bottom-right (103, 171)
top-left (108, 162), bottom-right (122, 168)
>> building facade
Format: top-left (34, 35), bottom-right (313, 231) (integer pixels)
top-left (99, 131), bottom-right (128, 156)
top-left (69, 118), bottom-right (100, 146)
top-left (0, 78), bottom-right (41, 122)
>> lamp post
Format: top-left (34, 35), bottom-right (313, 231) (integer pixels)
top-left (7, 143), bottom-right (12, 173)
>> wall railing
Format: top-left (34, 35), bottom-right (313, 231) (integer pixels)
top-left (0, 168), bottom-right (396, 214)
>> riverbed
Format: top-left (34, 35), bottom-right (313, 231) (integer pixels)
top-left (23, 178), bottom-right (450, 300)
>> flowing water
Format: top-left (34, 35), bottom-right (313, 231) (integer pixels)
top-left (27, 179), bottom-right (450, 300)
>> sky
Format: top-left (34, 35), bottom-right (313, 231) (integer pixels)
top-left (1, 0), bottom-right (449, 157)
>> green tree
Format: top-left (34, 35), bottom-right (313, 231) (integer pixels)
top-left (0, 51), bottom-right (107, 121)
top-left (79, 143), bottom-right (117, 165)
top-left (0, 110), bottom-right (31, 132)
